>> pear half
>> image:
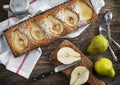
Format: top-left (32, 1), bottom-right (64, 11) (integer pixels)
top-left (63, 8), bottom-right (79, 27)
top-left (70, 66), bottom-right (89, 85)
top-left (45, 15), bottom-right (64, 35)
top-left (13, 30), bottom-right (28, 51)
top-left (57, 47), bottom-right (81, 64)
top-left (75, 1), bottom-right (93, 20)
top-left (31, 22), bottom-right (45, 41)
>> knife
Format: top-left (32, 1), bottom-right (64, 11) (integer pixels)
top-left (32, 61), bottom-right (79, 82)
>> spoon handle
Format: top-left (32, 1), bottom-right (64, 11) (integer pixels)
top-left (111, 38), bottom-right (120, 50)
top-left (107, 24), bottom-right (111, 40)
top-left (108, 45), bottom-right (118, 62)
top-left (107, 23), bottom-right (120, 50)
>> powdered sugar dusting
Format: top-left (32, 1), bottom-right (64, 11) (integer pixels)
top-left (18, 23), bottom-right (30, 36)
top-left (39, 19), bottom-right (53, 37)
top-left (56, 10), bottom-right (65, 21)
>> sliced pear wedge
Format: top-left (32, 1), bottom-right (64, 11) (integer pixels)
top-left (70, 66), bottom-right (89, 85)
top-left (31, 22), bottom-right (45, 41)
top-left (45, 15), bottom-right (64, 35)
top-left (63, 8), bottom-right (79, 27)
top-left (13, 30), bottom-right (28, 51)
top-left (57, 47), bottom-right (81, 64)
top-left (75, 1), bottom-right (93, 20)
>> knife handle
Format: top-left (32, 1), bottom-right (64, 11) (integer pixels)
top-left (32, 70), bottom-right (56, 82)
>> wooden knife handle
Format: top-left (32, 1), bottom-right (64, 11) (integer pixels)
top-left (88, 72), bottom-right (105, 85)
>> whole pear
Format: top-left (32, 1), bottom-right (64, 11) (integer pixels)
top-left (94, 58), bottom-right (115, 78)
top-left (87, 35), bottom-right (108, 54)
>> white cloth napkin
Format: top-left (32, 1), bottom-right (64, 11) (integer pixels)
top-left (0, 0), bottom-right (105, 79)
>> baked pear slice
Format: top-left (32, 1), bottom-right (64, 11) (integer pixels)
top-left (45, 15), bottom-right (64, 35)
top-left (70, 66), bottom-right (89, 85)
top-left (13, 30), bottom-right (28, 51)
top-left (57, 47), bottom-right (81, 64)
top-left (75, 1), bottom-right (93, 20)
top-left (63, 8), bottom-right (79, 27)
top-left (31, 22), bottom-right (45, 41)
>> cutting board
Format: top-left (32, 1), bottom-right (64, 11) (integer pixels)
top-left (49, 40), bottom-right (105, 85)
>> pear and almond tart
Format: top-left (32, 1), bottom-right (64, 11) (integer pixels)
top-left (4, 0), bottom-right (97, 56)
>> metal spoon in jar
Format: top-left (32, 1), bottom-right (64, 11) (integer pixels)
top-left (99, 25), bottom-right (118, 62)
top-left (104, 11), bottom-right (120, 50)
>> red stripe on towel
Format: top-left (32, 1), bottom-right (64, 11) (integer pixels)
top-left (30, 0), bottom-right (36, 4)
top-left (8, 15), bottom-right (15, 18)
top-left (16, 52), bottom-right (30, 74)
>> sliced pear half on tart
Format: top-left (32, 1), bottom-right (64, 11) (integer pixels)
top-left (45, 15), bottom-right (64, 35)
top-left (63, 8), bottom-right (79, 27)
top-left (13, 30), bottom-right (28, 51)
top-left (31, 21), bottom-right (45, 41)
top-left (75, 1), bottom-right (93, 20)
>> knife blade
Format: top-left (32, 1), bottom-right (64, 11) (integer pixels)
top-left (32, 61), bottom-right (79, 82)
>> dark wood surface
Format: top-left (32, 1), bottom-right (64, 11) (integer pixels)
top-left (0, 0), bottom-right (120, 85)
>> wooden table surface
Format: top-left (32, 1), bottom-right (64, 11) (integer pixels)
top-left (0, 0), bottom-right (120, 85)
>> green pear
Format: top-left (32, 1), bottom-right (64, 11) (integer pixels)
top-left (94, 58), bottom-right (115, 78)
top-left (87, 35), bottom-right (108, 54)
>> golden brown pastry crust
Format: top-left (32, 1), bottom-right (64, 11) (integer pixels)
top-left (4, 0), bottom-right (97, 57)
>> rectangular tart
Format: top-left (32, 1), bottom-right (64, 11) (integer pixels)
top-left (4, 0), bottom-right (97, 56)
